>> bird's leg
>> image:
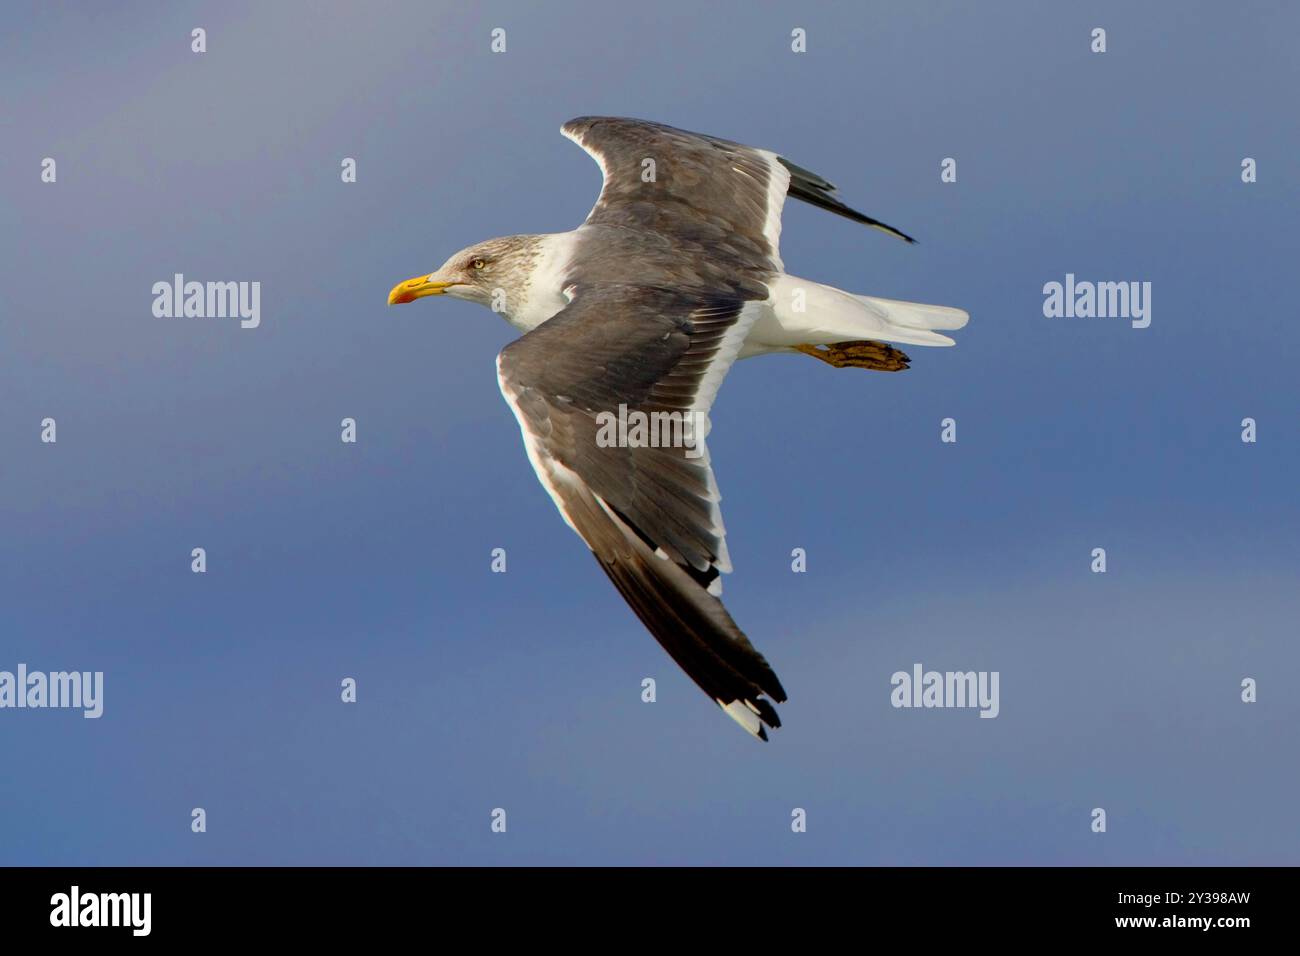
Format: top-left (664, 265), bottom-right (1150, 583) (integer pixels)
top-left (793, 340), bottom-right (911, 371)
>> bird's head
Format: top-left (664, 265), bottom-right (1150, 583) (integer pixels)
top-left (387, 235), bottom-right (542, 313)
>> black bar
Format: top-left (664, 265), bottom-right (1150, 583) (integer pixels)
top-left (0, 866), bottom-right (1279, 941)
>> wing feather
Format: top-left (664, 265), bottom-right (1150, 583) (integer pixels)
top-left (496, 284), bottom-right (785, 738)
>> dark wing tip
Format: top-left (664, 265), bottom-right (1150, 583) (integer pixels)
top-left (755, 697), bottom-right (783, 727)
top-left (778, 156), bottom-right (918, 244)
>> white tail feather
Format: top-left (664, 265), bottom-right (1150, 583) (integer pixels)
top-left (853, 294), bottom-right (969, 332)
top-left (746, 275), bottom-right (970, 355)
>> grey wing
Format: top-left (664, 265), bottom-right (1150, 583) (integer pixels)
top-left (561, 115), bottom-right (915, 266)
top-left (496, 283), bottom-right (785, 739)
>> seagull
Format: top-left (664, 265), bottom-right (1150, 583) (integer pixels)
top-left (388, 117), bottom-right (968, 740)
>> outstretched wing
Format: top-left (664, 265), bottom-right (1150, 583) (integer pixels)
top-left (561, 116), bottom-right (915, 272)
top-left (496, 282), bottom-right (786, 739)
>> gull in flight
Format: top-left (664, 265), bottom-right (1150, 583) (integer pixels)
top-left (389, 117), bottom-right (968, 740)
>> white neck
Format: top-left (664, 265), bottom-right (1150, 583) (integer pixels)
top-left (502, 232), bottom-right (579, 332)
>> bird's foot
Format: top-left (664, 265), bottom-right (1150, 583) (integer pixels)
top-left (793, 340), bottom-right (911, 371)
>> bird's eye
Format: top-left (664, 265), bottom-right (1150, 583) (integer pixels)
top-left (470, 257), bottom-right (487, 270)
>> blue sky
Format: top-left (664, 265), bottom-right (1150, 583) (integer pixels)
top-left (2, 1), bottom-right (1297, 865)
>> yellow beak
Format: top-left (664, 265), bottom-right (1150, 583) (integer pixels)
top-left (388, 275), bottom-right (458, 305)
